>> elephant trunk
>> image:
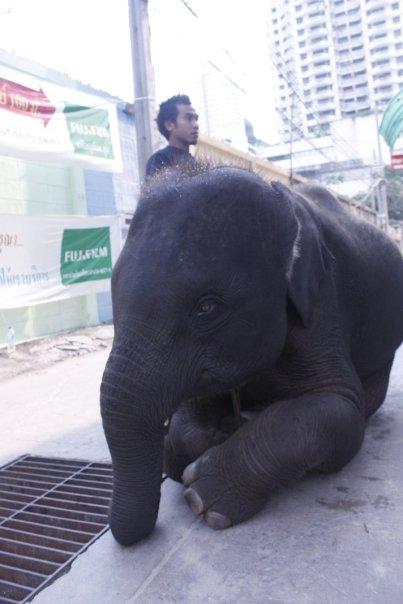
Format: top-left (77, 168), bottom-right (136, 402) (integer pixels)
top-left (100, 359), bottom-right (164, 546)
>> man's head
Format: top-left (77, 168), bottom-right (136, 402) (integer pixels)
top-left (157, 94), bottom-right (199, 149)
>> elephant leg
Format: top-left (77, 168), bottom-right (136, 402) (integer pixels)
top-left (164, 394), bottom-right (240, 482)
top-left (362, 359), bottom-right (394, 419)
top-left (182, 392), bottom-right (364, 529)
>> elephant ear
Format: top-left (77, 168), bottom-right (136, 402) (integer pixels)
top-left (271, 181), bottom-right (333, 328)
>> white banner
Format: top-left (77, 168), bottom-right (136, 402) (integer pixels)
top-left (0, 64), bottom-right (122, 171)
top-left (0, 214), bottom-right (121, 309)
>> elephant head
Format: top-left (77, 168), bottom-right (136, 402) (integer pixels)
top-left (100, 167), bottom-right (330, 545)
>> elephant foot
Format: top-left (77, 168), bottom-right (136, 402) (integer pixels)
top-left (182, 448), bottom-right (266, 530)
top-left (163, 414), bottom-right (247, 484)
top-left (184, 486), bottom-right (231, 529)
top-left (163, 437), bottom-right (192, 483)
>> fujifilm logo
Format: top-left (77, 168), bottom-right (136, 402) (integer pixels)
top-left (64, 247), bottom-right (108, 262)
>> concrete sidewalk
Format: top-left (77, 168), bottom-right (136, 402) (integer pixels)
top-left (1, 345), bottom-right (402, 603)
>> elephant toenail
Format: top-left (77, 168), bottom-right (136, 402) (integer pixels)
top-left (182, 462), bottom-right (197, 486)
top-left (184, 488), bottom-right (204, 516)
top-left (205, 511), bottom-right (232, 530)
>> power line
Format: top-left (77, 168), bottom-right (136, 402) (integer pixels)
top-left (266, 29), bottom-right (366, 163)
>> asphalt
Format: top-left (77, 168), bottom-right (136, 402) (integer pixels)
top-left (1, 342), bottom-right (402, 603)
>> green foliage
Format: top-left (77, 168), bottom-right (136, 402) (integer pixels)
top-left (385, 168), bottom-right (403, 221)
top-left (352, 169), bottom-right (403, 220)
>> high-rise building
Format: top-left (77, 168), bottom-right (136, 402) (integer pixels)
top-left (268, 0), bottom-right (403, 142)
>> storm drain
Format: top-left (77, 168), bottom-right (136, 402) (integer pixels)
top-left (0, 455), bottom-right (112, 603)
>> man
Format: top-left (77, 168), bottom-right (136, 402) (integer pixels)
top-left (146, 94), bottom-right (199, 177)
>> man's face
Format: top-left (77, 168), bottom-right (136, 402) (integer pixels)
top-left (166, 104), bottom-right (199, 146)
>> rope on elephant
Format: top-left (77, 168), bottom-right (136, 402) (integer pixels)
top-left (231, 389), bottom-right (242, 428)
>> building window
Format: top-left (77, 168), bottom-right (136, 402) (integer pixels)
top-left (367, 7), bottom-right (384, 16)
top-left (369, 32), bottom-right (387, 41)
top-left (311, 35), bottom-right (327, 43)
top-left (371, 45), bottom-right (388, 54)
top-left (309, 10), bottom-right (325, 19)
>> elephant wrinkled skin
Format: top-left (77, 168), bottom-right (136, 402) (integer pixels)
top-left (100, 167), bottom-right (403, 545)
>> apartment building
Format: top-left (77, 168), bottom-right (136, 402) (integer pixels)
top-left (268, 0), bottom-right (403, 142)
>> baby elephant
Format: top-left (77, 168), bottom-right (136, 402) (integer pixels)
top-left (101, 167), bottom-right (403, 545)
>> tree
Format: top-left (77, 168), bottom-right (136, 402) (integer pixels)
top-left (353, 169), bottom-right (403, 221)
top-left (385, 167), bottom-right (403, 221)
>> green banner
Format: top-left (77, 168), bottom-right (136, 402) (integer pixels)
top-left (60, 227), bottom-right (112, 285)
top-left (63, 104), bottom-right (114, 159)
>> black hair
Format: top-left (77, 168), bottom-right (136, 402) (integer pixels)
top-left (156, 94), bottom-right (191, 140)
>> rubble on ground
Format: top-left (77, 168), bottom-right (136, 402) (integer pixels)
top-left (0, 324), bottom-right (113, 382)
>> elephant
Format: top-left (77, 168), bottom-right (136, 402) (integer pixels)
top-left (100, 166), bottom-right (403, 546)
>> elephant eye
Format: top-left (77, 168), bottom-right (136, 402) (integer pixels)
top-left (197, 300), bottom-right (215, 315)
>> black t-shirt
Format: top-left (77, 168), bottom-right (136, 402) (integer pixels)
top-left (145, 145), bottom-right (197, 177)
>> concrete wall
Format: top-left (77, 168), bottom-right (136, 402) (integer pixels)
top-left (83, 106), bottom-right (139, 325)
top-left (0, 53), bottom-right (139, 347)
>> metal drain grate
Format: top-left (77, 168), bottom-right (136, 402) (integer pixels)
top-left (0, 455), bottom-right (112, 603)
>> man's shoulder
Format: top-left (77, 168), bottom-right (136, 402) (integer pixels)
top-left (148, 146), bottom-right (171, 163)
top-left (146, 145), bottom-right (196, 177)
top-left (146, 146), bottom-right (171, 176)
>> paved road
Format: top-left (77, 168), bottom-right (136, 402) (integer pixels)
top-left (2, 346), bottom-right (403, 603)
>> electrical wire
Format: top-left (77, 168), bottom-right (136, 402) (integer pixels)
top-left (266, 9), bottom-right (372, 164)
top-left (268, 42), bottom-right (361, 163)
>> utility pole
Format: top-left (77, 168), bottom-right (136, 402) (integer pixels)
top-left (374, 105), bottom-right (389, 226)
top-left (128, 0), bottom-right (158, 182)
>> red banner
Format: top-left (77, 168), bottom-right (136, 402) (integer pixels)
top-left (0, 77), bottom-right (56, 126)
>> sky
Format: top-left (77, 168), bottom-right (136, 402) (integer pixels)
top-left (0, 0), bottom-right (278, 142)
